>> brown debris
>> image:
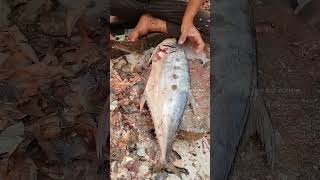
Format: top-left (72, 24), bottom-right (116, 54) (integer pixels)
top-left (39, 113), bottom-right (62, 140)
top-left (5, 155), bottom-right (38, 180)
top-left (0, 1), bottom-right (108, 179)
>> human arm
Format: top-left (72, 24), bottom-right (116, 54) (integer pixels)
top-left (179, 0), bottom-right (205, 54)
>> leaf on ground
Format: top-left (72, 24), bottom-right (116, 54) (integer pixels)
top-left (5, 156), bottom-right (38, 180)
top-left (39, 113), bottom-right (62, 140)
top-left (116, 131), bottom-right (130, 149)
top-left (0, 122), bottom-right (24, 156)
top-left (39, 164), bottom-right (64, 179)
top-left (0, 0), bottom-right (11, 27)
top-left (18, 0), bottom-right (46, 23)
top-left (129, 74), bottom-right (145, 84)
top-left (0, 82), bottom-right (17, 103)
top-left (0, 26), bottom-right (39, 69)
top-left (53, 136), bottom-right (88, 161)
top-left (0, 104), bottom-right (26, 131)
top-left (7, 0), bottom-right (29, 7)
top-left (110, 111), bottom-right (121, 130)
top-left (68, 72), bottom-right (98, 112)
top-left (110, 78), bottom-right (130, 95)
top-left (60, 39), bottom-right (101, 73)
top-left (42, 43), bottom-right (59, 65)
top-left (61, 0), bottom-right (88, 37)
top-left (110, 66), bottom-right (130, 95)
top-left (39, 8), bottom-right (68, 36)
top-left (18, 97), bottom-right (44, 117)
top-left (4, 63), bottom-right (72, 83)
top-left (75, 39), bottom-right (101, 65)
top-left (74, 114), bottom-right (96, 147)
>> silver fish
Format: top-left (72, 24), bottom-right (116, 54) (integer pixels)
top-left (140, 38), bottom-right (192, 176)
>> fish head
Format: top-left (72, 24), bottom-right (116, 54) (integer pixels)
top-left (150, 38), bottom-right (181, 62)
top-left (159, 38), bottom-right (178, 47)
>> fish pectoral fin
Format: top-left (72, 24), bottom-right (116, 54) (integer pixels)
top-left (147, 57), bottom-right (153, 65)
top-left (139, 92), bottom-right (147, 114)
top-left (147, 44), bottom-right (160, 64)
top-left (188, 91), bottom-right (198, 115)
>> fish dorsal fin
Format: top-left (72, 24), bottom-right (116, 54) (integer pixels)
top-left (139, 90), bottom-right (147, 114)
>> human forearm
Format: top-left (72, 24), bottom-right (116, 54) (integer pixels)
top-left (178, 0), bottom-right (205, 53)
top-left (182, 0), bottom-right (202, 24)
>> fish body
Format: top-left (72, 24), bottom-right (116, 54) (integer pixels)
top-left (141, 38), bottom-right (190, 166)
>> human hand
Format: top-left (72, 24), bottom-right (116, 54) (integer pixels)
top-left (178, 21), bottom-right (205, 54)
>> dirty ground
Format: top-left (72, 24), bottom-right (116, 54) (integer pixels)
top-left (231, 0), bottom-right (320, 179)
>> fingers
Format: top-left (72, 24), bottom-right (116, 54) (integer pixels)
top-left (180, 25), bottom-right (205, 54)
top-left (128, 31), bottom-right (139, 42)
top-left (179, 21), bottom-right (192, 45)
top-left (178, 31), bottom-right (188, 45)
top-left (190, 32), bottom-right (205, 54)
top-left (195, 38), bottom-right (205, 54)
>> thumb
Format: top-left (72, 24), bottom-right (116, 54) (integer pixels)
top-left (178, 32), bottom-right (187, 45)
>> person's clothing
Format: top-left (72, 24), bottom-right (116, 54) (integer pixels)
top-left (110, 0), bottom-right (210, 42)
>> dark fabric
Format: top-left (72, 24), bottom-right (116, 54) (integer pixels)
top-left (211, 0), bottom-right (258, 179)
top-left (110, 0), bottom-right (145, 24)
top-left (110, 0), bottom-right (210, 42)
